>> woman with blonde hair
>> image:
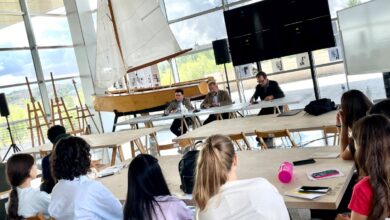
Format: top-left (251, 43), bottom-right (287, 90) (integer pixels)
top-left (193, 134), bottom-right (289, 220)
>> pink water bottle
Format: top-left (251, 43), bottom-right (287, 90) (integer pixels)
top-left (278, 161), bottom-right (293, 183)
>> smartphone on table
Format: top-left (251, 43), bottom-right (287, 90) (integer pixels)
top-left (298, 186), bottom-right (330, 194)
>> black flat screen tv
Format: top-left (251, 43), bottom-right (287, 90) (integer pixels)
top-left (224, 0), bottom-right (335, 66)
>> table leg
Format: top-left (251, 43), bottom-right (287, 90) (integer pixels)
top-left (111, 146), bottom-right (117, 166)
top-left (130, 141), bottom-right (135, 158)
top-left (118, 145), bottom-right (125, 162)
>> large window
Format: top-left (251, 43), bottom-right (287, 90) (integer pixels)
top-left (31, 16), bottom-right (73, 46)
top-left (39, 48), bottom-right (79, 78)
top-left (0, 50), bottom-right (36, 85)
top-left (0, 0), bottom-right (86, 152)
top-left (0, 15), bottom-right (29, 48)
top-left (164, 0), bottom-right (384, 108)
top-left (164, 0), bottom-right (222, 21)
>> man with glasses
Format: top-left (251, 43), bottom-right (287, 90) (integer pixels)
top-left (250, 71), bottom-right (285, 115)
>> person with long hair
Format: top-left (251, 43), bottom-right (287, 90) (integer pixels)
top-left (193, 135), bottom-right (289, 220)
top-left (336, 114), bottom-right (390, 220)
top-left (368, 99), bottom-right (390, 119)
top-left (6, 154), bottom-right (50, 219)
top-left (123, 154), bottom-right (193, 220)
top-left (337, 90), bottom-right (373, 160)
top-left (48, 136), bottom-right (122, 220)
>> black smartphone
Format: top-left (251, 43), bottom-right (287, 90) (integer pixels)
top-left (292, 158), bottom-right (316, 166)
top-left (298, 186), bottom-right (330, 194)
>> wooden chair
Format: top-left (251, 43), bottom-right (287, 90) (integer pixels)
top-left (157, 139), bottom-right (193, 155)
top-left (255, 129), bottom-right (297, 149)
top-left (39, 149), bottom-right (50, 158)
top-left (26, 213), bottom-right (49, 220)
top-left (323, 126), bottom-right (340, 145)
top-left (273, 105), bottom-right (289, 114)
top-left (229, 132), bottom-right (251, 150)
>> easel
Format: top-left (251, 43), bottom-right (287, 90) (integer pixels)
top-left (72, 79), bottom-right (100, 134)
top-left (26, 77), bottom-right (49, 147)
top-left (49, 72), bottom-right (78, 134)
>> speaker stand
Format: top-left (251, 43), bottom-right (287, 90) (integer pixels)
top-left (223, 63), bottom-right (232, 97)
top-left (2, 116), bottom-right (20, 162)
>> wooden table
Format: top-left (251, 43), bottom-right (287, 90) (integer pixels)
top-left (20, 127), bottom-right (163, 165)
top-left (99, 146), bottom-right (354, 210)
top-left (173, 110), bottom-right (337, 142)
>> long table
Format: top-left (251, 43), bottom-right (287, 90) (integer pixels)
top-left (173, 110), bottom-right (337, 142)
top-left (115, 95), bottom-right (308, 126)
top-left (20, 127), bottom-right (162, 165)
top-left (99, 146), bottom-right (354, 210)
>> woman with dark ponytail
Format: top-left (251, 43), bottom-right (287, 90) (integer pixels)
top-left (336, 115), bottom-right (390, 220)
top-left (6, 154), bottom-right (50, 219)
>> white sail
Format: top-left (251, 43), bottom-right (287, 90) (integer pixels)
top-left (95, 0), bottom-right (181, 89)
top-left (95, 0), bottom-right (127, 89)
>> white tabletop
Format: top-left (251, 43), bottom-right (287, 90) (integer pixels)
top-left (19, 127), bottom-right (163, 155)
top-left (99, 146), bottom-right (354, 210)
top-left (115, 95), bottom-right (309, 126)
top-left (174, 110), bottom-right (337, 142)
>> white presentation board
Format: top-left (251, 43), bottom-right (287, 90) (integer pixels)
top-left (338, 0), bottom-right (390, 75)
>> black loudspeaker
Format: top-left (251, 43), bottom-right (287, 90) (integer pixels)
top-left (212, 39), bottom-right (231, 65)
top-left (0, 93), bottom-right (10, 117)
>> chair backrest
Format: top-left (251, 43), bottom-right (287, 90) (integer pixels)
top-left (39, 150), bottom-right (50, 158)
top-left (323, 126), bottom-right (340, 145)
top-left (229, 132), bottom-right (251, 150)
top-left (26, 213), bottom-right (46, 220)
top-left (157, 139), bottom-right (193, 155)
top-left (255, 129), bottom-right (297, 149)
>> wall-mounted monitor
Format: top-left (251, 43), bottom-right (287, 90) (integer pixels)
top-left (224, 0), bottom-right (335, 66)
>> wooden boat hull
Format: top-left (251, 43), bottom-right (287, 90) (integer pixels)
top-left (93, 81), bottom-right (209, 113)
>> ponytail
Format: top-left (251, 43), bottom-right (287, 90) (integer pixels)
top-left (193, 135), bottom-right (235, 210)
top-left (8, 187), bottom-right (22, 220)
top-left (6, 154), bottom-right (35, 220)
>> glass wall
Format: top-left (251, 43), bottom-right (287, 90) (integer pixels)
top-left (0, 0), bottom-right (86, 152)
top-left (161, 0), bottom-right (384, 106)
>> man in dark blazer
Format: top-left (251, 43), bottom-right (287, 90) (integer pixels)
top-left (201, 81), bottom-right (232, 125)
top-left (164, 89), bottom-right (194, 136)
top-left (250, 71), bottom-right (285, 115)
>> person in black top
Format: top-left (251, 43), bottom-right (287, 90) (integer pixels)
top-left (40, 125), bottom-right (69, 194)
top-left (250, 71), bottom-right (285, 115)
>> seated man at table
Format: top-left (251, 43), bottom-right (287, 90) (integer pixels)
top-left (40, 125), bottom-right (69, 194)
top-left (250, 71), bottom-right (285, 115)
top-left (201, 81), bottom-right (232, 125)
top-left (164, 89), bottom-right (194, 136)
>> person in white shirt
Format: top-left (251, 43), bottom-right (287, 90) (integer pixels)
top-left (193, 135), bottom-right (290, 220)
top-left (5, 154), bottom-right (51, 219)
top-left (48, 136), bottom-right (123, 220)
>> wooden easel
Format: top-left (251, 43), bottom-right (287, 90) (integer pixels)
top-left (49, 72), bottom-right (79, 134)
top-left (72, 79), bottom-right (100, 134)
top-left (26, 77), bottom-right (50, 147)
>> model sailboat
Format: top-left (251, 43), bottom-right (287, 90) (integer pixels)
top-left (92, 0), bottom-right (209, 126)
